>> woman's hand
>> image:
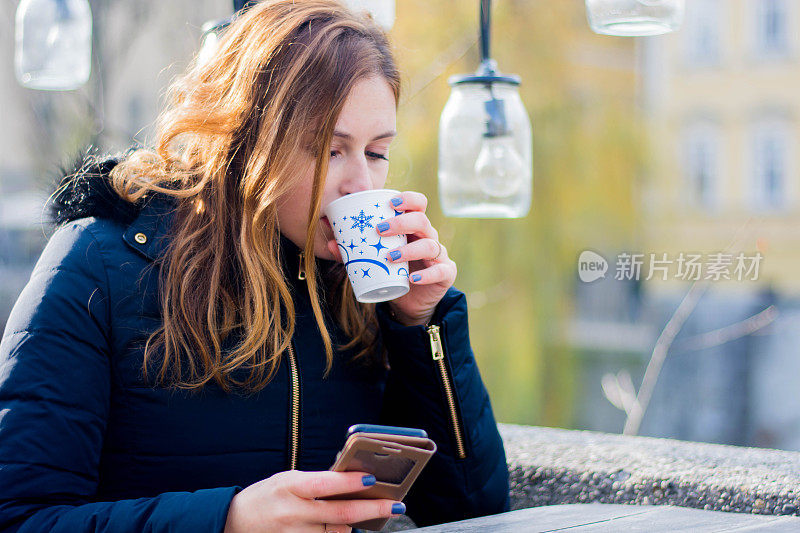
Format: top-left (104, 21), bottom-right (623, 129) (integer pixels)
top-left (378, 192), bottom-right (456, 326)
top-left (326, 191), bottom-right (457, 327)
top-left (224, 470), bottom-right (406, 533)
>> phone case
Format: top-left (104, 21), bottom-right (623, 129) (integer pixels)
top-left (322, 432), bottom-right (437, 530)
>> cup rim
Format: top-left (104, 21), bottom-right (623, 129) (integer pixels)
top-left (324, 188), bottom-right (401, 212)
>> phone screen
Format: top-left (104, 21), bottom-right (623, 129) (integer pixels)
top-left (346, 423), bottom-right (428, 439)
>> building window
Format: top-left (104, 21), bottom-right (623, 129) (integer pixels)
top-left (755, 0), bottom-right (789, 56)
top-left (750, 119), bottom-right (792, 211)
top-left (684, 0), bottom-right (720, 66)
top-left (683, 121), bottom-right (720, 209)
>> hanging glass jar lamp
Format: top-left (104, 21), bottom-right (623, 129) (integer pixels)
top-left (585, 0), bottom-right (685, 37)
top-left (15, 0), bottom-right (92, 91)
top-left (438, 0), bottom-right (532, 218)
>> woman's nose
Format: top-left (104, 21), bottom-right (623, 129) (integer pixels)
top-left (339, 154), bottom-right (372, 196)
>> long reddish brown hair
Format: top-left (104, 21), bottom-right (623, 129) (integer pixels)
top-left (109, 0), bottom-right (401, 393)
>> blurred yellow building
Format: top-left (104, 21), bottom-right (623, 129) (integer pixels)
top-left (594, 0), bottom-right (800, 451)
top-left (640, 0), bottom-right (800, 295)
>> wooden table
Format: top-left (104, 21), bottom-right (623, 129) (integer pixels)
top-left (405, 504), bottom-right (800, 532)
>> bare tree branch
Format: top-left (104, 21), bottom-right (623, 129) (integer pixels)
top-left (672, 305), bottom-right (779, 354)
top-left (622, 279), bottom-right (709, 435)
top-left (620, 219), bottom-right (764, 436)
top-left (602, 369), bottom-right (636, 414)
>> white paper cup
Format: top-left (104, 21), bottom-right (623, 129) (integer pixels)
top-left (324, 189), bottom-right (410, 303)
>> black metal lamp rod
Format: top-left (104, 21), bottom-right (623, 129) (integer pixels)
top-left (480, 0), bottom-right (492, 64)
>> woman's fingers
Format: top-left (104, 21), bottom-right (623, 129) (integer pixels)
top-left (376, 211), bottom-right (438, 241)
top-left (288, 471), bottom-right (376, 499)
top-left (387, 238), bottom-right (447, 264)
top-left (407, 262), bottom-right (457, 285)
top-left (389, 191), bottom-right (427, 212)
top-left (309, 498), bottom-right (406, 527)
top-left (227, 470), bottom-right (403, 532)
top-left (287, 470), bottom-right (406, 528)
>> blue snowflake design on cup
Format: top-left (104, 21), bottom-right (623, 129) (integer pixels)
top-left (349, 210), bottom-right (374, 234)
top-left (325, 191), bottom-right (411, 302)
top-left (335, 207), bottom-right (407, 279)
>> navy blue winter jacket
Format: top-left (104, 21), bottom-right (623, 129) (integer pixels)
top-left (0, 157), bottom-right (509, 532)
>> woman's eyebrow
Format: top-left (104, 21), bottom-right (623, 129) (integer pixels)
top-left (333, 130), bottom-right (397, 141)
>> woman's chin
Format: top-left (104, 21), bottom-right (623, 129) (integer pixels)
top-left (314, 250), bottom-right (336, 262)
top-left (313, 237), bottom-right (340, 262)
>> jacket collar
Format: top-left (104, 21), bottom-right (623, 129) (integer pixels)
top-left (122, 195), bottom-right (177, 262)
top-left (52, 152), bottom-right (339, 278)
top-left (278, 233), bottom-right (342, 289)
top-left (120, 197), bottom-right (338, 285)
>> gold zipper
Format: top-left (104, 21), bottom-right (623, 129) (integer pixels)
top-left (287, 341), bottom-right (300, 470)
top-left (297, 252), bottom-right (306, 281)
top-left (289, 251), bottom-right (303, 470)
top-left (427, 325), bottom-right (467, 459)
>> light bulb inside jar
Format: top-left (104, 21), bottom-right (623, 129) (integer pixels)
top-left (475, 135), bottom-right (525, 198)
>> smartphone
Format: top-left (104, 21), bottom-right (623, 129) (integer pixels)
top-left (346, 423), bottom-right (428, 439)
top-left (322, 424), bottom-right (437, 531)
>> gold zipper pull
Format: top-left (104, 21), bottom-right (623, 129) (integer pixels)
top-left (428, 325), bottom-right (444, 360)
top-left (427, 323), bottom-right (468, 459)
top-left (298, 251), bottom-right (306, 281)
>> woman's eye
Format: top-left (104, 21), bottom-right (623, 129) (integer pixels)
top-left (366, 151), bottom-right (389, 161)
top-left (330, 150), bottom-right (340, 158)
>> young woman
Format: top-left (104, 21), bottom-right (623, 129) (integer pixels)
top-left (0, 1), bottom-right (509, 532)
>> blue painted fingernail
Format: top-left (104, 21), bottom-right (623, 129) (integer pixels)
top-left (411, 274), bottom-right (421, 282)
top-left (391, 197), bottom-right (403, 207)
top-left (376, 222), bottom-right (390, 233)
top-left (392, 502), bottom-right (406, 515)
top-left (362, 474), bottom-right (376, 486)
top-left (389, 250), bottom-right (401, 261)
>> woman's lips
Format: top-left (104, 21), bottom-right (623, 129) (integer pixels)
top-left (321, 216), bottom-right (333, 234)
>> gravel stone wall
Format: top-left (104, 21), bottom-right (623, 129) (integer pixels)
top-left (501, 423), bottom-right (800, 516)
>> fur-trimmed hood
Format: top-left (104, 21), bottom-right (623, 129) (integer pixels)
top-left (49, 149), bottom-right (145, 228)
top-left (46, 147), bottom-right (301, 271)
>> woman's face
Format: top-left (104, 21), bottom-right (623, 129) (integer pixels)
top-left (277, 75), bottom-right (397, 260)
